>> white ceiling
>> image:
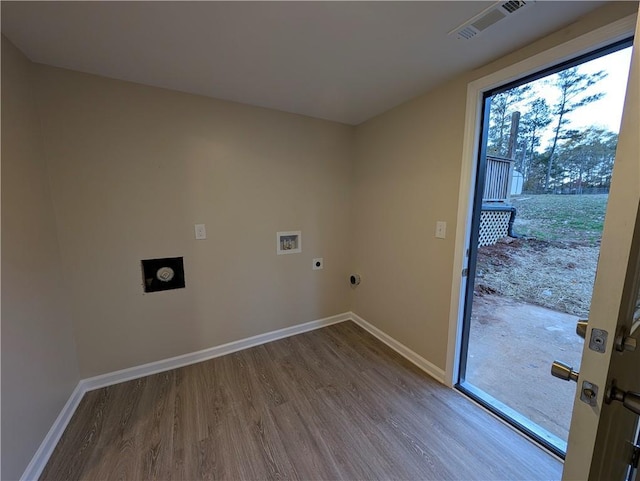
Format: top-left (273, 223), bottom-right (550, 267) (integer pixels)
top-left (1, 1), bottom-right (608, 125)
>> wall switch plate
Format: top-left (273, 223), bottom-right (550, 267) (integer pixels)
top-left (435, 221), bottom-right (447, 239)
top-left (195, 224), bottom-right (206, 240)
top-left (313, 258), bottom-right (324, 270)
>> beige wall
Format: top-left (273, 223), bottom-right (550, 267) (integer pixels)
top-left (3, 3), bottom-right (638, 476)
top-left (34, 65), bottom-right (354, 378)
top-left (350, 1), bottom-right (638, 372)
top-left (1, 37), bottom-right (80, 480)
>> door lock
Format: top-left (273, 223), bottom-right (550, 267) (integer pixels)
top-left (580, 381), bottom-right (599, 406)
top-left (589, 328), bottom-right (608, 353)
top-left (614, 329), bottom-right (637, 352)
top-left (576, 319), bottom-right (588, 339)
top-left (605, 380), bottom-right (640, 415)
top-left (551, 360), bottom-right (579, 382)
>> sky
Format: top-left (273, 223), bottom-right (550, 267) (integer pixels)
top-left (506, 46), bottom-right (633, 148)
top-left (557, 47), bottom-right (633, 133)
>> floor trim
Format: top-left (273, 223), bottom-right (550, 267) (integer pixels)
top-left (20, 311), bottom-right (350, 480)
top-left (82, 312), bottom-right (351, 392)
top-left (349, 312), bottom-right (446, 383)
top-left (22, 310), bottom-right (446, 479)
top-left (20, 383), bottom-right (85, 481)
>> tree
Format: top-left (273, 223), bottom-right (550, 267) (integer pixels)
top-left (523, 150), bottom-right (551, 193)
top-left (555, 127), bottom-right (618, 192)
top-left (543, 67), bottom-right (608, 190)
top-left (518, 98), bottom-right (552, 184)
top-left (487, 85), bottom-right (531, 157)
top-left (593, 131), bottom-right (618, 187)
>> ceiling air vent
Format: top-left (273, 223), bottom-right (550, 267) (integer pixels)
top-left (502, 0), bottom-right (528, 14)
top-left (449, 1), bottom-right (533, 40)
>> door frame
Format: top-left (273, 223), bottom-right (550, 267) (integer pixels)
top-left (445, 13), bottom-right (638, 388)
top-left (455, 36), bottom-right (634, 458)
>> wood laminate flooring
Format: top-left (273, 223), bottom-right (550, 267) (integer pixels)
top-left (41, 321), bottom-right (562, 480)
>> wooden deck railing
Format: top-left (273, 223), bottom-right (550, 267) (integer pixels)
top-left (483, 155), bottom-right (514, 202)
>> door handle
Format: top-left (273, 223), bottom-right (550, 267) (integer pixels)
top-left (605, 380), bottom-right (640, 416)
top-left (551, 360), bottom-right (579, 382)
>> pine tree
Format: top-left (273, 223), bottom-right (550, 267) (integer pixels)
top-left (543, 67), bottom-right (607, 190)
top-left (487, 85), bottom-right (531, 157)
top-left (556, 127), bottom-right (618, 192)
top-left (519, 98), bottom-right (552, 184)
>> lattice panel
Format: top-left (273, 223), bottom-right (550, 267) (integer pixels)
top-left (479, 211), bottom-right (510, 247)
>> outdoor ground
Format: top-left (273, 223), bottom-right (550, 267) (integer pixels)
top-left (467, 296), bottom-right (582, 442)
top-left (475, 194), bottom-right (607, 318)
top-left (512, 194), bottom-right (608, 245)
top-left (466, 194), bottom-right (608, 443)
top-left (475, 238), bottom-right (598, 317)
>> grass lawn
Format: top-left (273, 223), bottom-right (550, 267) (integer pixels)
top-left (510, 194), bottom-right (608, 246)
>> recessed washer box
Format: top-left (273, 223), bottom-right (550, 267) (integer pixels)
top-left (141, 257), bottom-right (185, 293)
top-left (277, 231), bottom-right (301, 255)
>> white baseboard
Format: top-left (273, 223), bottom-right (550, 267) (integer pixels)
top-left (20, 383), bottom-right (85, 481)
top-left (349, 312), bottom-right (445, 383)
top-left (22, 310), bottom-right (446, 480)
top-left (20, 311), bottom-right (350, 480)
top-left (82, 312), bottom-right (351, 392)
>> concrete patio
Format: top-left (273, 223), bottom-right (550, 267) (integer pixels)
top-left (465, 293), bottom-right (584, 443)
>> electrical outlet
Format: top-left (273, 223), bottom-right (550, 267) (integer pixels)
top-left (435, 221), bottom-right (446, 239)
top-left (312, 258), bottom-right (324, 270)
top-left (195, 224), bottom-right (206, 240)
